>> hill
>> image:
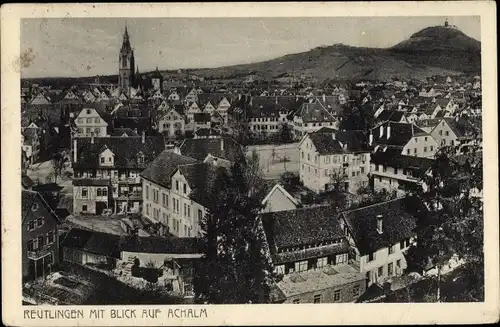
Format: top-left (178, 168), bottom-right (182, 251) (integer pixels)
top-left (183, 25), bottom-right (481, 82)
top-left (24, 25), bottom-right (481, 86)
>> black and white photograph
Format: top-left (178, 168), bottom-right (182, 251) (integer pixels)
top-left (2, 2), bottom-right (498, 325)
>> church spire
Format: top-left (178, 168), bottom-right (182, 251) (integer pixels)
top-left (121, 24), bottom-right (131, 52)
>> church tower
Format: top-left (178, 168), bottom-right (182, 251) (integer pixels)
top-left (118, 25), bottom-right (135, 93)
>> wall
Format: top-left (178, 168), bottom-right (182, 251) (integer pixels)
top-left (74, 108), bottom-right (108, 137)
top-left (262, 187), bottom-right (297, 213)
top-left (73, 185), bottom-right (109, 214)
top-left (284, 279), bottom-right (366, 303)
top-left (401, 135), bottom-right (439, 158)
top-left (299, 136), bottom-right (370, 194)
top-left (359, 236), bottom-right (415, 286)
top-left (142, 174), bottom-right (205, 238)
top-left (430, 119), bottom-right (459, 147)
top-left (22, 195), bottom-right (59, 281)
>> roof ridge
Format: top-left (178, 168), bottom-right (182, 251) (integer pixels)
top-left (343, 197), bottom-right (405, 213)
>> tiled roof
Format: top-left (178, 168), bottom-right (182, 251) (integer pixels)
top-left (194, 128), bottom-right (221, 137)
top-left (341, 198), bottom-right (419, 255)
top-left (308, 129), bottom-right (370, 155)
top-left (178, 163), bottom-right (224, 208)
top-left (121, 235), bottom-right (202, 254)
top-left (140, 150), bottom-right (198, 189)
top-left (72, 136), bottom-right (165, 170)
top-left (294, 99), bottom-right (336, 123)
top-left (261, 206), bottom-right (344, 249)
top-left (178, 136), bottom-right (244, 163)
top-left (371, 122), bottom-right (427, 147)
top-left (370, 152), bottom-right (434, 173)
top-left (377, 110), bottom-right (405, 123)
top-left (110, 127), bottom-right (139, 137)
top-left (61, 228), bottom-right (122, 258)
top-left (193, 112), bottom-right (211, 123)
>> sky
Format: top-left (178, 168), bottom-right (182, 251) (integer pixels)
top-left (21, 16), bottom-right (480, 78)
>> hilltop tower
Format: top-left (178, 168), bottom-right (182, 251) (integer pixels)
top-left (118, 24), bottom-right (135, 93)
top-left (444, 19), bottom-right (449, 27)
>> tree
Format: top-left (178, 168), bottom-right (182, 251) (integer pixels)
top-left (403, 141), bottom-right (483, 302)
top-left (193, 163), bottom-right (275, 304)
top-left (279, 123), bottom-right (293, 143)
top-left (51, 151), bottom-right (67, 184)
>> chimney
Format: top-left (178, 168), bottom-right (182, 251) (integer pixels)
top-left (376, 215), bottom-right (383, 234)
top-left (142, 131), bottom-right (145, 143)
top-left (386, 124), bottom-right (391, 140)
top-left (379, 125), bottom-right (384, 138)
top-left (369, 132), bottom-right (373, 146)
top-left (73, 138), bottom-right (77, 162)
top-left (220, 138), bottom-right (224, 152)
top-left (91, 134), bottom-right (95, 144)
top-left (322, 94), bottom-right (326, 102)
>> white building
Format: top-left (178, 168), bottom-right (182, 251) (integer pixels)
top-left (74, 108), bottom-right (108, 137)
top-left (298, 128), bottom-right (371, 194)
top-left (338, 198), bottom-right (418, 286)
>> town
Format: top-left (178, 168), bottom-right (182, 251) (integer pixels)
top-left (21, 20), bottom-right (483, 305)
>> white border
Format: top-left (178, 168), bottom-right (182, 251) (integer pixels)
top-left (2, 2), bottom-right (498, 326)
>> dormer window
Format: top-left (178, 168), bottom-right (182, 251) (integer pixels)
top-left (137, 153), bottom-right (145, 164)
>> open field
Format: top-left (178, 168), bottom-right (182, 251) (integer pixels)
top-left (247, 142), bottom-right (299, 180)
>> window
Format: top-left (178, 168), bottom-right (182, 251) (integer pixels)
top-left (293, 299), bottom-right (300, 304)
top-left (301, 151), bottom-right (304, 159)
top-left (102, 188), bottom-right (107, 197)
top-left (351, 171), bottom-right (355, 177)
top-left (28, 239), bottom-right (37, 251)
top-left (82, 205), bottom-right (88, 212)
top-left (349, 285), bottom-right (359, 299)
top-left (368, 252), bottom-right (375, 262)
top-left (313, 294), bottom-right (322, 303)
top-left (183, 183), bottom-right (187, 194)
top-left (425, 137), bottom-right (428, 141)
top-left (406, 149), bottom-right (410, 155)
top-left (445, 131), bottom-right (449, 136)
top-left (145, 185), bottom-right (149, 200)
top-left (86, 118), bottom-right (92, 123)
top-left (37, 218), bottom-right (44, 227)
top-left (360, 167), bottom-right (365, 174)
top-left (336, 253), bottom-right (348, 264)
top-left (97, 188), bottom-right (102, 197)
top-left (100, 157), bottom-right (105, 164)
top-left (95, 117), bottom-right (100, 123)
top-left (28, 220), bottom-right (35, 231)
top-left (343, 155), bottom-right (348, 163)
top-left (307, 154), bottom-right (310, 161)
top-left (175, 180), bottom-right (179, 191)
top-left (187, 205), bottom-right (191, 218)
top-left (430, 146), bottom-right (434, 151)
top-left (396, 259), bottom-right (401, 268)
top-left (424, 146), bottom-right (427, 152)
top-left (439, 130), bottom-right (443, 136)
top-left (451, 140), bottom-right (454, 146)
top-left (388, 262), bottom-right (394, 276)
top-left (198, 209), bottom-right (203, 220)
top-left (333, 290), bottom-right (341, 302)
top-left (317, 257), bottom-right (328, 268)
top-left (389, 245), bottom-right (395, 254)
top-left (82, 188), bottom-right (88, 198)
top-left (184, 204), bottom-right (187, 217)
top-left (378, 266), bottom-right (384, 277)
top-left (295, 261), bottom-right (308, 272)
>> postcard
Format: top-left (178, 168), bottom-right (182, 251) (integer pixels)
top-left (1, 2), bottom-right (498, 326)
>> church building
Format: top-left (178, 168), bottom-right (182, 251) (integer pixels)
top-left (118, 25), bottom-right (136, 93)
